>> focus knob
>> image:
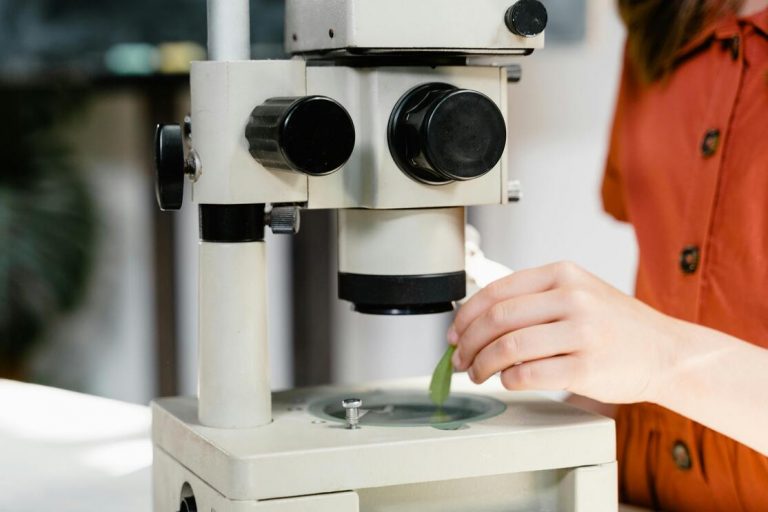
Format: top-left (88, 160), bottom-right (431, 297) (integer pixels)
top-left (505, 0), bottom-right (548, 38)
top-left (388, 83), bottom-right (507, 185)
top-left (246, 96), bottom-right (355, 176)
top-left (268, 205), bottom-right (301, 235)
top-left (154, 124), bottom-right (185, 211)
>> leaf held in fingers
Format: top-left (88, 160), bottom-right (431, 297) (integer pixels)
top-left (430, 345), bottom-right (457, 406)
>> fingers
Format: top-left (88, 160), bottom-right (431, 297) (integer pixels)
top-left (468, 322), bottom-right (581, 383)
top-left (500, 355), bottom-right (580, 392)
top-left (452, 289), bottom-right (570, 371)
top-left (449, 261), bottom-right (585, 342)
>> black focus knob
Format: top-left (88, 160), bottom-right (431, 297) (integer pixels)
top-left (246, 96), bottom-right (355, 176)
top-left (388, 83), bottom-right (507, 185)
top-left (505, 0), bottom-right (548, 38)
top-left (154, 124), bottom-right (185, 211)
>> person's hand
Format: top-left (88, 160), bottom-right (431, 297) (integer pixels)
top-left (448, 261), bottom-right (684, 404)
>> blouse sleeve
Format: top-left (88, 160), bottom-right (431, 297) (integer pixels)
top-left (601, 49), bottom-right (632, 223)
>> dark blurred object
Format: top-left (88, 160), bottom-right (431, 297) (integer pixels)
top-left (0, 88), bottom-right (96, 377)
top-left (0, 0), bottom-right (285, 81)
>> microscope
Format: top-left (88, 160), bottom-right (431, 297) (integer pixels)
top-left (152, 0), bottom-right (617, 510)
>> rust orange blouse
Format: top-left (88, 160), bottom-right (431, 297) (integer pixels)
top-left (602, 8), bottom-right (768, 512)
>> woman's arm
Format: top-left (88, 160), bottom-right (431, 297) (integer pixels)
top-left (448, 261), bottom-right (768, 456)
top-left (657, 320), bottom-right (768, 455)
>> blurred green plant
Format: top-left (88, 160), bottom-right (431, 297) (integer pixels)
top-left (0, 88), bottom-right (96, 375)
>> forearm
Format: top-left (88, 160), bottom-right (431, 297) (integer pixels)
top-left (653, 320), bottom-right (768, 456)
top-left (450, 262), bottom-right (768, 455)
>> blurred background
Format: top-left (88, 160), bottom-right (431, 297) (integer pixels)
top-left (0, 0), bottom-right (636, 406)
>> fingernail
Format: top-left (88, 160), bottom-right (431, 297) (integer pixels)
top-left (468, 367), bottom-right (476, 382)
top-left (452, 350), bottom-right (462, 369)
top-left (447, 326), bottom-right (458, 345)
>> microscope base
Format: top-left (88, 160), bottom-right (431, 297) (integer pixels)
top-left (152, 377), bottom-right (618, 511)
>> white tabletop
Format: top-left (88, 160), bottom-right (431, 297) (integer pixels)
top-left (0, 379), bottom-right (647, 511)
top-left (0, 380), bottom-right (151, 512)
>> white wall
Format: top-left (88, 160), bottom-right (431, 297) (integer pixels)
top-left (332, 305), bottom-right (451, 385)
top-left (31, 92), bottom-right (156, 404)
top-left (472, 0), bottom-right (636, 294)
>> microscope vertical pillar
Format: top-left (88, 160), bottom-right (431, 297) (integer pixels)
top-left (194, 0), bottom-right (271, 429)
top-left (197, 205), bottom-right (271, 428)
top-left (207, 0), bottom-right (251, 61)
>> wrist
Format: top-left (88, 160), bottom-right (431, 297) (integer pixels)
top-left (644, 315), bottom-right (689, 405)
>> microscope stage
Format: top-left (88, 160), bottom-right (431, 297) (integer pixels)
top-left (152, 376), bottom-right (614, 502)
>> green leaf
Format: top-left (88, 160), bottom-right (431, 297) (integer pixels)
top-left (429, 345), bottom-right (457, 407)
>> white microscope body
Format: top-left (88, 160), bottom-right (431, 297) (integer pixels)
top-left (151, 1), bottom-right (618, 510)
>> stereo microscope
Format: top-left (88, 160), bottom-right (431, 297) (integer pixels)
top-left (152, 0), bottom-right (618, 510)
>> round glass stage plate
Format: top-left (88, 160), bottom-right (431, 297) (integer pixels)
top-left (309, 391), bottom-right (506, 429)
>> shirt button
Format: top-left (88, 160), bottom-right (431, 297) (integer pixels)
top-left (672, 440), bottom-right (693, 470)
top-left (680, 246), bottom-right (700, 274)
top-left (701, 129), bottom-right (721, 158)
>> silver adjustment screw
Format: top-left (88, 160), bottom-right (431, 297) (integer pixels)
top-left (342, 398), bottom-right (362, 429)
top-left (507, 180), bottom-right (523, 202)
top-left (184, 148), bottom-right (202, 182)
top-left (269, 205), bottom-right (301, 235)
top-left (180, 114), bottom-right (202, 183)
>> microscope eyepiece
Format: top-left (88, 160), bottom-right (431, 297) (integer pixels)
top-left (388, 83), bottom-right (507, 185)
